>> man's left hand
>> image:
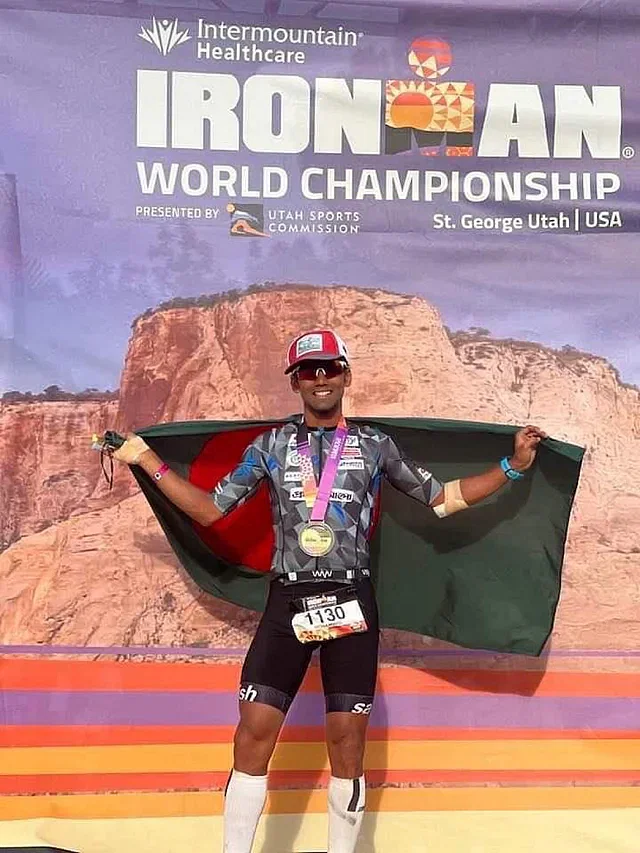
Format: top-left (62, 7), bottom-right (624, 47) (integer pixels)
top-left (511, 425), bottom-right (547, 471)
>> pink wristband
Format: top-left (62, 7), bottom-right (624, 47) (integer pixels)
top-left (153, 463), bottom-right (170, 481)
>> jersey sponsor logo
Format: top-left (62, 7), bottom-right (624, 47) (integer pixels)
top-left (341, 435), bottom-right (362, 457)
top-left (339, 458), bottom-right (365, 471)
top-left (331, 488), bottom-right (355, 503)
top-left (417, 467), bottom-right (432, 481)
top-left (342, 447), bottom-right (363, 458)
top-left (286, 451), bottom-right (301, 467)
top-left (239, 684), bottom-right (258, 702)
top-left (284, 470), bottom-right (302, 482)
top-left (351, 702), bottom-right (373, 715)
top-left (289, 487), bottom-right (355, 503)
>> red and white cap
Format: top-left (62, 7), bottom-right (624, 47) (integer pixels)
top-left (284, 329), bottom-right (350, 374)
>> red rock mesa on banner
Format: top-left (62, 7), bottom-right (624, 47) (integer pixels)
top-left (386, 37), bottom-right (475, 157)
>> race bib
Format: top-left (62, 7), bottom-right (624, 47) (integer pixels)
top-left (291, 595), bottom-right (368, 644)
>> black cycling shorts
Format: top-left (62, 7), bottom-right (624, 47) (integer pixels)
top-left (239, 577), bottom-right (379, 716)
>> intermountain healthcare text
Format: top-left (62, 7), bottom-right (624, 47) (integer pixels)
top-left (194, 23), bottom-right (362, 64)
top-left (136, 164), bottom-right (621, 202)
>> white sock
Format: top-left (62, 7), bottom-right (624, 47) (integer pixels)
top-left (328, 775), bottom-right (366, 853)
top-left (223, 769), bottom-right (268, 853)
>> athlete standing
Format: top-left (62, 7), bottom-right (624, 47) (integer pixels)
top-left (111, 329), bottom-right (546, 853)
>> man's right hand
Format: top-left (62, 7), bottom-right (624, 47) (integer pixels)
top-left (113, 433), bottom-right (151, 466)
top-left (110, 432), bottom-right (221, 526)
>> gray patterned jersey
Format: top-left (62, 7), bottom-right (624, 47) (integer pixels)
top-left (211, 419), bottom-right (443, 582)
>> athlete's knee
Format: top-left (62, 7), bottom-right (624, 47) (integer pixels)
top-left (234, 700), bottom-right (285, 773)
top-left (233, 721), bottom-right (278, 773)
top-left (237, 701), bottom-right (284, 744)
top-left (234, 721), bottom-right (276, 754)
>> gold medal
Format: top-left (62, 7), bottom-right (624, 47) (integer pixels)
top-left (299, 522), bottom-right (335, 557)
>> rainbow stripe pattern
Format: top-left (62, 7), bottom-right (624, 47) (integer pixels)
top-left (1, 653), bottom-right (639, 850)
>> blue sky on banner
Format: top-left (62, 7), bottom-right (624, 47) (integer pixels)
top-left (0, 0), bottom-right (638, 391)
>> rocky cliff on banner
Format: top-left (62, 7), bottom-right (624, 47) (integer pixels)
top-left (0, 286), bottom-right (638, 652)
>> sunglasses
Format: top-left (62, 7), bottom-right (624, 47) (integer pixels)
top-left (295, 360), bottom-right (347, 381)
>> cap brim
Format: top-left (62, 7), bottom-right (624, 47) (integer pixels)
top-left (284, 354), bottom-right (348, 374)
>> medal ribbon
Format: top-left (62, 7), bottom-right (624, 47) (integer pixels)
top-left (297, 417), bottom-right (349, 522)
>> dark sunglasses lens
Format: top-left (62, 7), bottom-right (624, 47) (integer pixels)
top-left (324, 362), bottom-right (345, 378)
top-left (297, 361), bottom-right (344, 380)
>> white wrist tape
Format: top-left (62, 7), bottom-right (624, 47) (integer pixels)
top-left (432, 479), bottom-right (469, 518)
top-left (113, 434), bottom-right (150, 465)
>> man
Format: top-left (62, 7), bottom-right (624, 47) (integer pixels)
top-left (112, 329), bottom-right (546, 853)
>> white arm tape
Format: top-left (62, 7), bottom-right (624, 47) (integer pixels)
top-left (432, 479), bottom-right (469, 518)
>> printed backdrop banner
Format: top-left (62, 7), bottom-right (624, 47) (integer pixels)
top-left (1, 0), bottom-right (639, 394)
top-left (0, 1), bottom-right (639, 852)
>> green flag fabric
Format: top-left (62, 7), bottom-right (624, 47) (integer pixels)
top-left (133, 417), bottom-right (583, 656)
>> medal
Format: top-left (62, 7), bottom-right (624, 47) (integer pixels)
top-left (299, 521), bottom-right (336, 557)
top-left (296, 417), bottom-right (349, 559)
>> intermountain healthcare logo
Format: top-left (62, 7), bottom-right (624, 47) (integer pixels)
top-left (138, 18), bottom-right (191, 56)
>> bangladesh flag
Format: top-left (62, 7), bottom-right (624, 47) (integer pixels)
top-left (132, 417), bottom-right (583, 656)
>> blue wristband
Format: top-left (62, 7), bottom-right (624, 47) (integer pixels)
top-left (500, 456), bottom-right (525, 481)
